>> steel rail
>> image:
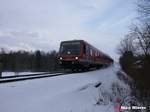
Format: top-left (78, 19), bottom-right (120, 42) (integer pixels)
top-left (0, 72), bottom-right (70, 83)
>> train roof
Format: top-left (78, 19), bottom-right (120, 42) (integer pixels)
top-left (61, 39), bottom-right (83, 43)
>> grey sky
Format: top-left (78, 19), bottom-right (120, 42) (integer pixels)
top-left (0, 0), bottom-right (136, 60)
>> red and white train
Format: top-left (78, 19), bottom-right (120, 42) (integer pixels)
top-left (58, 40), bottom-right (113, 71)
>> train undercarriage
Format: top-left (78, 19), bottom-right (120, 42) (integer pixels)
top-left (59, 60), bottom-right (106, 72)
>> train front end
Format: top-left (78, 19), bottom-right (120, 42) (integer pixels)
top-left (58, 40), bottom-right (83, 69)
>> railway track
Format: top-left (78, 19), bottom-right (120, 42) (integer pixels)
top-left (0, 68), bottom-right (100, 83)
top-left (0, 72), bottom-right (71, 83)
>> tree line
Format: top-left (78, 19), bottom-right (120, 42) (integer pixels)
top-left (118, 0), bottom-right (150, 110)
top-left (0, 49), bottom-right (60, 72)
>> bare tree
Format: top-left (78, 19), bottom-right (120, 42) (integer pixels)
top-left (131, 23), bottom-right (150, 56)
top-left (117, 35), bottom-right (135, 55)
top-left (118, 0), bottom-right (150, 57)
top-left (137, 0), bottom-right (150, 22)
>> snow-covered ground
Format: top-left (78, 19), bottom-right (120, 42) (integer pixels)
top-left (0, 64), bottom-right (130, 112)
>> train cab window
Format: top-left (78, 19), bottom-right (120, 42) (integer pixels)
top-left (60, 41), bottom-right (80, 55)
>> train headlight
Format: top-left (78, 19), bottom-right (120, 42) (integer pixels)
top-left (75, 57), bottom-right (78, 60)
top-left (60, 57), bottom-right (62, 60)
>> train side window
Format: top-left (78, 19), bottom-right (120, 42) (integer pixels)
top-left (90, 49), bottom-right (92, 56)
top-left (83, 44), bottom-right (86, 54)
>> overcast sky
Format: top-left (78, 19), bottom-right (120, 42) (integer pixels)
top-left (0, 0), bottom-right (136, 60)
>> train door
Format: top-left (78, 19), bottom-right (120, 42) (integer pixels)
top-left (86, 45), bottom-right (90, 60)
